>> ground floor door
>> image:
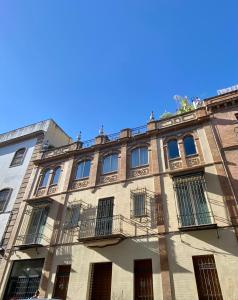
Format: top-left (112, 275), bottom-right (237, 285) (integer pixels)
top-left (134, 259), bottom-right (154, 300)
top-left (90, 262), bottom-right (112, 300)
top-left (53, 265), bottom-right (71, 300)
top-left (4, 259), bottom-right (44, 300)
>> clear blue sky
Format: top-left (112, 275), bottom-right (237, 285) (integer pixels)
top-left (0, 0), bottom-right (237, 140)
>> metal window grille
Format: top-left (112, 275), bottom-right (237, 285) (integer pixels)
top-left (193, 255), bottom-right (223, 300)
top-left (174, 173), bottom-right (213, 227)
top-left (64, 205), bottom-right (81, 229)
top-left (133, 193), bottom-right (146, 217)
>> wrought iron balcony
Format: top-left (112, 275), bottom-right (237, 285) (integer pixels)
top-left (79, 215), bottom-right (155, 247)
top-left (14, 233), bottom-right (48, 250)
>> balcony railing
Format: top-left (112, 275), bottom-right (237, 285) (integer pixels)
top-left (79, 215), bottom-right (156, 242)
top-left (15, 233), bottom-right (48, 249)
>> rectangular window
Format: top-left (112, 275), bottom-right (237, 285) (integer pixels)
top-left (133, 193), bottom-right (146, 217)
top-left (25, 206), bottom-right (48, 244)
top-left (134, 259), bottom-right (154, 300)
top-left (193, 255), bottom-right (223, 300)
top-left (174, 173), bottom-right (212, 227)
top-left (64, 205), bottom-right (81, 229)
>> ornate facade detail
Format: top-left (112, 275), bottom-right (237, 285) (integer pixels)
top-left (36, 188), bottom-right (46, 197)
top-left (43, 143), bottom-right (78, 159)
top-left (48, 185), bottom-right (58, 195)
top-left (130, 167), bottom-right (149, 178)
top-left (186, 156), bottom-right (200, 167)
top-left (169, 160), bottom-right (182, 170)
top-left (100, 174), bottom-right (118, 184)
top-left (71, 179), bottom-right (89, 190)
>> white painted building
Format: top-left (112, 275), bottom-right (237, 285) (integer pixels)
top-left (0, 119), bottom-right (71, 245)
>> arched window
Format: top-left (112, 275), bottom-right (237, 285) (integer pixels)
top-left (184, 135), bottom-right (196, 156)
top-left (51, 167), bottom-right (61, 185)
top-left (10, 148), bottom-right (26, 167)
top-left (131, 147), bottom-right (148, 168)
top-left (39, 169), bottom-right (51, 188)
top-left (102, 154), bottom-right (118, 174)
top-left (0, 189), bottom-right (12, 212)
top-left (168, 140), bottom-right (179, 159)
top-left (75, 160), bottom-right (91, 179)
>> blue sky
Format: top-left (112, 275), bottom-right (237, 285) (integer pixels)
top-left (0, 0), bottom-right (237, 140)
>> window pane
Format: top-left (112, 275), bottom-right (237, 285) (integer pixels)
top-left (39, 170), bottom-right (50, 187)
top-left (131, 148), bottom-right (139, 168)
top-left (184, 136), bottom-right (196, 156)
top-left (168, 140), bottom-right (179, 159)
top-left (111, 154), bottom-right (118, 172)
top-left (11, 148), bottom-right (26, 166)
top-left (0, 189), bottom-right (10, 212)
top-left (65, 205), bottom-right (81, 228)
top-left (76, 163), bottom-right (84, 179)
top-left (83, 160), bottom-right (91, 177)
top-left (52, 167), bottom-right (61, 185)
top-left (102, 156), bottom-right (111, 174)
top-left (140, 147), bottom-right (148, 165)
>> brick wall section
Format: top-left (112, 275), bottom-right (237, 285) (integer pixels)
top-left (150, 137), bottom-right (173, 300)
top-left (204, 123), bottom-right (238, 237)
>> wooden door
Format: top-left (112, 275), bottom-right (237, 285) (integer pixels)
top-left (95, 198), bottom-right (114, 236)
top-left (134, 259), bottom-right (154, 300)
top-left (53, 265), bottom-right (71, 300)
top-left (90, 262), bottom-right (112, 300)
top-left (193, 255), bottom-right (223, 300)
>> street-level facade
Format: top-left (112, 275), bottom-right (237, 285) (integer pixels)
top-left (0, 91), bottom-right (238, 300)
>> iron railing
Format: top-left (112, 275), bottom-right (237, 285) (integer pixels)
top-left (79, 215), bottom-right (156, 240)
top-left (131, 125), bottom-right (147, 137)
top-left (15, 233), bottom-right (47, 247)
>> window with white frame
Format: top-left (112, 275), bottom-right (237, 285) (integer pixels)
top-left (10, 148), bottom-right (26, 167)
top-left (174, 173), bottom-right (212, 227)
top-left (75, 160), bottom-right (91, 179)
top-left (102, 154), bottom-right (118, 174)
top-left (131, 147), bottom-right (148, 168)
top-left (39, 169), bottom-right (51, 188)
top-left (183, 135), bottom-right (196, 156)
top-left (0, 189), bottom-right (12, 212)
top-left (167, 139), bottom-right (179, 159)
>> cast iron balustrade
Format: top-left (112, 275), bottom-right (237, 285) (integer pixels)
top-left (15, 233), bottom-right (48, 250)
top-left (79, 215), bottom-right (156, 247)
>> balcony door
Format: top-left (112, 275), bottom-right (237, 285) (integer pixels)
top-left (25, 206), bottom-right (48, 244)
top-left (95, 197), bottom-right (114, 236)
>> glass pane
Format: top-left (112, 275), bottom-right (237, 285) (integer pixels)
top-left (76, 162), bottom-right (84, 179)
top-left (111, 154), bottom-right (118, 172)
top-left (102, 156), bottom-right (111, 174)
top-left (83, 160), bottom-right (91, 177)
top-left (140, 147), bottom-right (148, 165)
top-left (52, 167), bottom-right (61, 185)
top-left (0, 189), bottom-right (10, 211)
top-left (184, 136), bottom-right (196, 156)
top-left (40, 170), bottom-right (50, 187)
top-left (134, 194), bottom-right (145, 217)
top-left (131, 148), bottom-right (139, 168)
top-left (168, 140), bottom-right (179, 159)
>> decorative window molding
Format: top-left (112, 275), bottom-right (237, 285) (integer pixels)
top-left (10, 148), bottom-right (27, 167)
